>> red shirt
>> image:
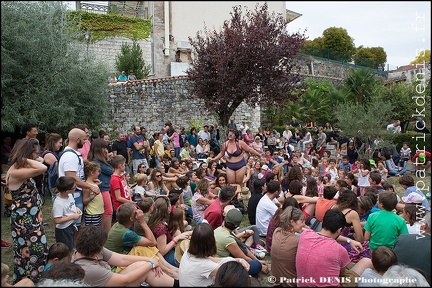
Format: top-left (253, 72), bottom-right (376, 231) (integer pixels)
top-left (203, 198), bottom-right (223, 230)
top-left (110, 174), bottom-right (131, 210)
top-left (412, 150), bottom-right (431, 161)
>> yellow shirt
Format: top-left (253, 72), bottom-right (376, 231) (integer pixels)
top-left (85, 183), bottom-right (104, 215)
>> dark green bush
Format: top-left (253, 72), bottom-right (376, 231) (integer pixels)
top-left (393, 132), bottom-right (431, 152)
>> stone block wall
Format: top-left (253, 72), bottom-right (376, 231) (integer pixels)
top-left (104, 77), bottom-right (261, 136)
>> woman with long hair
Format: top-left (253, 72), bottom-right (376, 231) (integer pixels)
top-left (148, 168), bottom-right (170, 196)
top-left (209, 129), bottom-right (263, 187)
top-left (42, 133), bottom-right (63, 201)
top-left (271, 207), bottom-right (306, 287)
top-left (285, 179), bottom-right (318, 219)
top-left (191, 179), bottom-right (215, 225)
top-left (87, 138), bottom-right (114, 234)
top-left (148, 197), bottom-right (191, 267)
top-left (179, 223), bottom-right (249, 287)
top-left (6, 138), bottom-right (48, 284)
top-left (266, 197), bottom-right (300, 253)
top-left (332, 190), bottom-right (370, 262)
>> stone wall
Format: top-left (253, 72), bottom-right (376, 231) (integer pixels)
top-left (105, 76), bottom-right (262, 136)
top-left (87, 36), bottom-right (374, 136)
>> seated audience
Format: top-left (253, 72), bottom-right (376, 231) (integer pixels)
top-left (72, 225), bottom-right (177, 287)
top-left (358, 246), bottom-right (398, 287)
top-left (178, 223), bottom-right (249, 287)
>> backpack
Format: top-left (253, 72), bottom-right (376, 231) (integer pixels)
top-left (44, 149), bottom-right (81, 196)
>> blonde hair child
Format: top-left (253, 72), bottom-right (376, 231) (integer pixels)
top-left (2, 263), bottom-right (34, 287)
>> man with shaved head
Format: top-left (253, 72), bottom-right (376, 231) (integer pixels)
top-left (58, 128), bottom-right (101, 228)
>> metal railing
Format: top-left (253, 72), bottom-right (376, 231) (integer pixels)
top-left (77, 1), bottom-right (148, 18)
top-left (300, 47), bottom-right (389, 75)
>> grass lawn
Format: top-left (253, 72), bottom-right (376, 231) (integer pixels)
top-left (1, 174), bottom-right (430, 286)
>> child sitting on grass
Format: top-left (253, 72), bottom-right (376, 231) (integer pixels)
top-left (364, 191), bottom-right (408, 251)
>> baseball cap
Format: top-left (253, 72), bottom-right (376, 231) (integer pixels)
top-left (224, 208), bottom-right (243, 228)
top-left (402, 192), bottom-right (426, 204)
top-left (255, 136), bottom-right (261, 140)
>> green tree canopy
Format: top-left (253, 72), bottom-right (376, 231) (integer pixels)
top-left (355, 46), bottom-right (387, 69)
top-left (322, 27), bottom-right (356, 62)
top-left (186, 3), bottom-right (306, 128)
top-left (1, 1), bottom-right (111, 134)
top-left (410, 49), bottom-right (431, 65)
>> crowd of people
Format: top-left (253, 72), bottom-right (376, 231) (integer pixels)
top-left (1, 118), bottom-right (431, 287)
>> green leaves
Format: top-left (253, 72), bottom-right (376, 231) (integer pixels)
top-left (1, 1), bottom-right (110, 134)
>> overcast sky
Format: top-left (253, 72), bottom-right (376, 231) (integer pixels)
top-left (286, 1), bottom-right (431, 69)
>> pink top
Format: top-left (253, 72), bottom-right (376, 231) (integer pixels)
top-left (296, 229), bottom-right (350, 287)
top-left (78, 140), bottom-right (91, 160)
top-left (172, 132), bottom-right (180, 148)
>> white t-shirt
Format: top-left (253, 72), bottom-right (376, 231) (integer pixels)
top-left (179, 250), bottom-right (234, 287)
top-left (283, 130), bottom-right (293, 141)
top-left (58, 147), bottom-right (85, 189)
top-left (52, 194), bottom-right (78, 229)
top-left (134, 185), bottom-right (145, 198)
top-left (256, 194), bottom-right (279, 236)
top-left (407, 222), bottom-right (422, 234)
top-left (240, 124), bottom-right (249, 135)
top-left (357, 169), bottom-right (370, 187)
top-left (386, 124), bottom-right (401, 134)
top-left (198, 130), bottom-right (210, 141)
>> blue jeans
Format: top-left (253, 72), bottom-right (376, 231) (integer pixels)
top-left (248, 260), bottom-right (262, 276)
top-left (164, 247), bottom-right (178, 267)
top-left (73, 189), bottom-right (83, 227)
top-left (175, 147), bottom-right (181, 158)
top-left (389, 167), bottom-right (407, 175)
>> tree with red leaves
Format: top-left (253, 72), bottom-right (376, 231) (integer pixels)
top-left (186, 3), bottom-right (306, 133)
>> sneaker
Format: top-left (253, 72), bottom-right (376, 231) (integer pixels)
top-left (251, 248), bottom-right (265, 259)
top-left (255, 244), bottom-right (267, 254)
top-left (140, 282), bottom-right (149, 287)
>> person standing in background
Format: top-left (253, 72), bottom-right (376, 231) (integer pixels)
top-left (20, 124), bottom-right (44, 201)
top-left (112, 132), bottom-right (131, 174)
top-left (59, 128), bottom-right (101, 229)
top-left (76, 124), bottom-right (91, 161)
top-left (227, 117), bottom-right (237, 132)
top-left (130, 125), bottom-right (149, 174)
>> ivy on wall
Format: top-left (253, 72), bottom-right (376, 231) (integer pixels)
top-left (66, 10), bottom-right (152, 42)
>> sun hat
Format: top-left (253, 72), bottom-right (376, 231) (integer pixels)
top-left (174, 239), bottom-right (190, 264)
